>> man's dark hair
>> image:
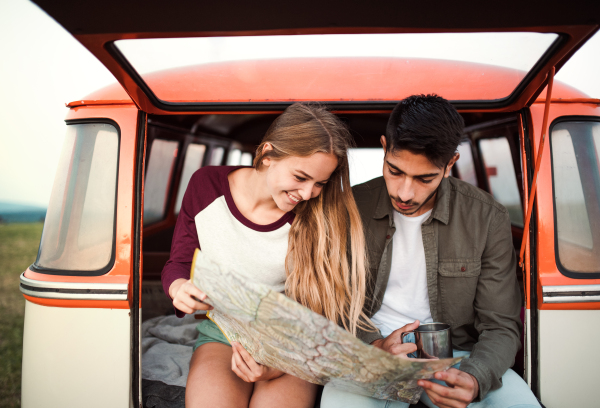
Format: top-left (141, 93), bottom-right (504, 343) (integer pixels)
top-left (385, 94), bottom-right (464, 168)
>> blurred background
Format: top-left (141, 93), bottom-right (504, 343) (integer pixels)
top-left (0, 0), bottom-right (598, 406)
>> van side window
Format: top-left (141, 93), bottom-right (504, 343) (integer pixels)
top-left (144, 139), bottom-right (178, 225)
top-left (175, 143), bottom-right (207, 214)
top-left (226, 149), bottom-right (242, 165)
top-left (455, 140), bottom-right (478, 187)
top-left (478, 137), bottom-right (524, 227)
top-left (35, 123), bottom-right (119, 274)
top-left (241, 152), bottom-right (253, 166)
top-left (209, 147), bottom-right (225, 165)
top-left (551, 120), bottom-right (600, 275)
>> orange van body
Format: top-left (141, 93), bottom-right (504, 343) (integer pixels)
top-left (20, 1), bottom-right (600, 406)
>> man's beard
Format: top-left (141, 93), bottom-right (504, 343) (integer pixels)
top-left (391, 182), bottom-right (441, 216)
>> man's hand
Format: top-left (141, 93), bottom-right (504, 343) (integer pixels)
top-left (371, 320), bottom-right (420, 357)
top-left (418, 368), bottom-right (479, 408)
top-left (169, 278), bottom-right (213, 314)
top-left (231, 342), bottom-right (284, 382)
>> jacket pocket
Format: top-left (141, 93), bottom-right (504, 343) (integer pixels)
top-left (438, 260), bottom-right (481, 327)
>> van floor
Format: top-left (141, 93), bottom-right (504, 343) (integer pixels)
top-left (142, 280), bottom-right (175, 321)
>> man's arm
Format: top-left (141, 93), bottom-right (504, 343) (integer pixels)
top-left (418, 208), bottom-right (521, 406)
top-left (356, 322), bottom-right (384, 345)
top-left (457, 208), bottom-right (522, 400)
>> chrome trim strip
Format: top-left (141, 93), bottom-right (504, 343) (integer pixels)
top-left (542, 285), bottom-right (600, 303)
top-left (19, 273), bottom-right (128, 301)
top-left (543, 295), bottom-right (600, 304)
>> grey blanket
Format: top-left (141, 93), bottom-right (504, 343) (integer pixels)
top-left (141, 314), bottom-right (199, 387)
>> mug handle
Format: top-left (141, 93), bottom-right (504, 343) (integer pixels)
top-left (400, 330), bottom-right (414, 344)
top-left (400, 330), bottom-right (422, 356)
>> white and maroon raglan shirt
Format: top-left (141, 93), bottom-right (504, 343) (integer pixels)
top-left (161, 166), bottom-right (295, 317)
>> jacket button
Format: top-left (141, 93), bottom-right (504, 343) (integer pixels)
top-left (386, 235), bottom-right (391, 239)
top-left (461, 266), bottom-right (466, 272)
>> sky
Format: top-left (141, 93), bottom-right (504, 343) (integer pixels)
top-left (0, 0), bottom-right (116, 207)
top-left (0, 0), bottom-right (599, 207)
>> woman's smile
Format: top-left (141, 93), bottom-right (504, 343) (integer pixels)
top-left (286, 191), bottom-right (302, 205)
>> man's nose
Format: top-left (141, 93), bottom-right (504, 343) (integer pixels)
top-left (397, 179), bottom-right (415, 202)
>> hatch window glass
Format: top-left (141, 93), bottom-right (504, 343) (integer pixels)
top-left (114, 32), bottom-right (558, 103)
top-left (35, 123), bottom-right (119, 273)
top-left (175, 143), bottom-right (206, 214)
top-left (455, 141), bottom-right (478, 187)
top-left (479, 137), bottom-right (524, 226)
top-left (144, 139), bottom-right (178, 225)
top-left (551, 120), bottom-right (600, 275)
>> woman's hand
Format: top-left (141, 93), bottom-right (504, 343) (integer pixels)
top-left (231, 342), bottom-right (284, 382)
top-left (169, 278), bottom-right (213, 314)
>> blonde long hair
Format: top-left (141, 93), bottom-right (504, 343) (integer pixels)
top-left (253, 103), bottom-right (371, 335)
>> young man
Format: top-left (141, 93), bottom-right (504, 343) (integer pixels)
top-left (321, 95), bottom-right (540, 408)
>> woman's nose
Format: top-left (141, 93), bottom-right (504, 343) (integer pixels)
top-left (298, 185), bottom-right (313, 201)
top-left (301, 182), bottom-right (325, 201)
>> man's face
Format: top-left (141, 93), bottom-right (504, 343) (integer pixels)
top-left (380, 136), bottom-right (457, 217)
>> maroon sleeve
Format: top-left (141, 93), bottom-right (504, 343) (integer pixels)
top-left (160, 166), bottom-right (230, 316)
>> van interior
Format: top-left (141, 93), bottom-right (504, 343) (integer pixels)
top-left (140, 109), bottom-right (526, 383)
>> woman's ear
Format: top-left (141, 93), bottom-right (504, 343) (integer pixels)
top-left (261, 143), bottom-right (273, 167)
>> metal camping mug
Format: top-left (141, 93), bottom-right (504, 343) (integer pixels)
top-left (400, 322), bottom-right (453, 359)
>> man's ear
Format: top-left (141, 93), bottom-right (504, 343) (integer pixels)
top-left (444, 152), bottom-right (460, 178)
top-left (380, 135), bottom-right (387, 153)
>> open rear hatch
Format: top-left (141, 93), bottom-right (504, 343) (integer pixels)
top-left (34, 0), bottom-right (599, 113)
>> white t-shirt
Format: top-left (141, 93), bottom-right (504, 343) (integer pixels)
top-left (371, 209), bottom-right (433, 337)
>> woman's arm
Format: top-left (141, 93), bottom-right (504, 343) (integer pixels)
top-left (161, 170), bottom-right (208, 315)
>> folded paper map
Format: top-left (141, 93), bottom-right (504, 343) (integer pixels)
top-left (191, 249), bottom-right (462, 404)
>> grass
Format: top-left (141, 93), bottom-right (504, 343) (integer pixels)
top-left (0, 223), bottom-right (43, 408)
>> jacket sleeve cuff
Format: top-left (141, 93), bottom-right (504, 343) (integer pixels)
top-left (358, 328), bottom-right (384, 345)
top-left (458, 357), bottom-right (496, 401)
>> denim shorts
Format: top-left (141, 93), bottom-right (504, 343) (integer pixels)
top-left (193, 319), bottom-right (231, 351)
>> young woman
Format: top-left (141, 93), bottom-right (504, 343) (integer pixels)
top-left (161, 103), bottom-right (370, 408)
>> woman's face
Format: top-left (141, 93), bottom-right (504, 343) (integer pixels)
top-left (263, 152), bottom-right (339, 211)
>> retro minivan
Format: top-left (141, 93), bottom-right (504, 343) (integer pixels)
top-left (19, 1), bottom-right (600, 407)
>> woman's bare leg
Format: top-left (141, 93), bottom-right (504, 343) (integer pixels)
top-left (186, 343), bottom-right (254, 408)
top-left (249, 374), bottom-right (318, 408)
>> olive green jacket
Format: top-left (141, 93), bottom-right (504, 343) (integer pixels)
top-left (353, 176), bottom-right (522, 400)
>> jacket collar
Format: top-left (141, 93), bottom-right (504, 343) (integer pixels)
top-left (429, 177), bottom-right (450, 225)
top-left (372, 177), bottom-right (451, 226)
